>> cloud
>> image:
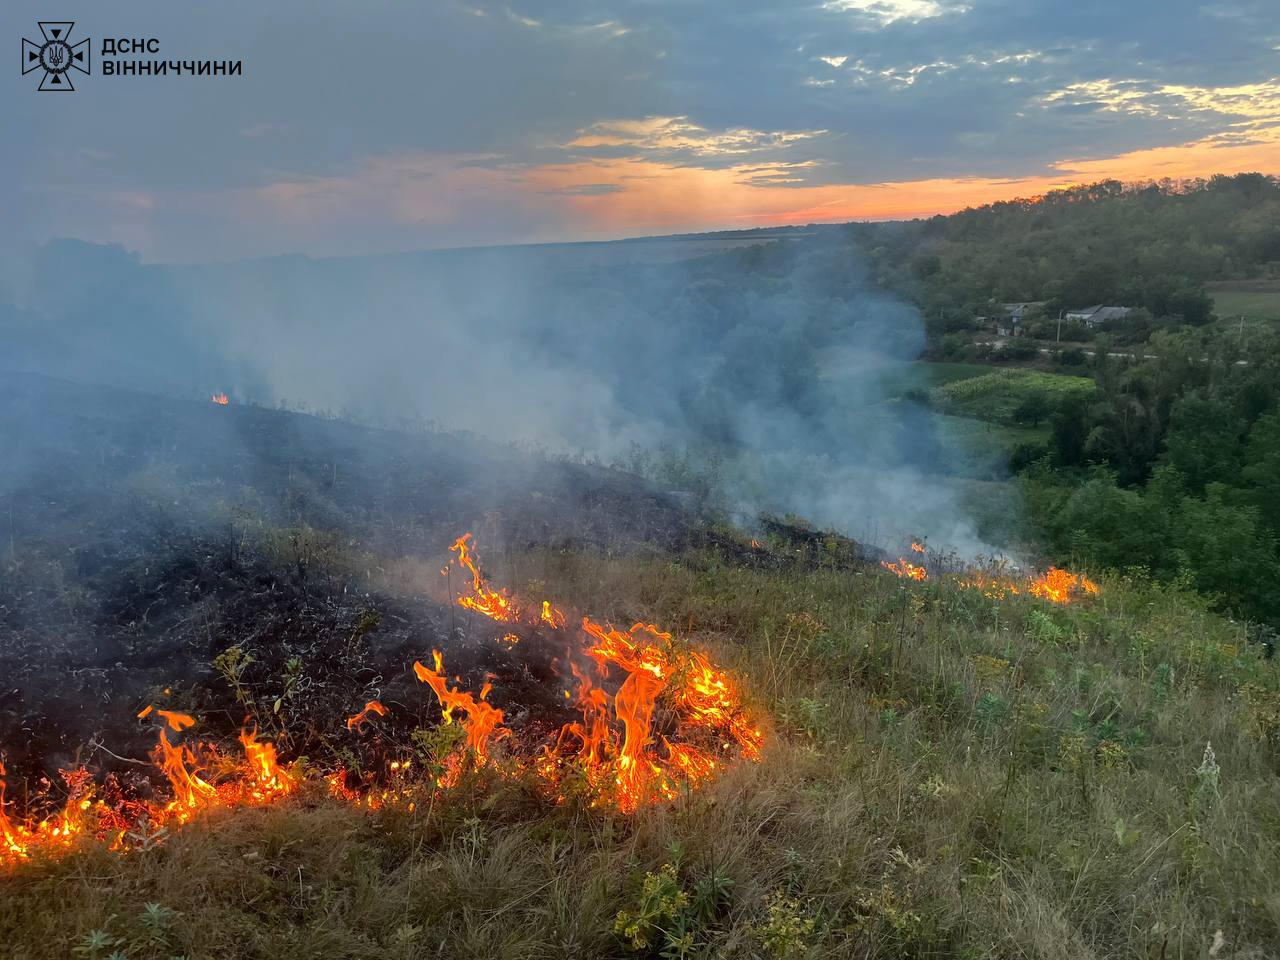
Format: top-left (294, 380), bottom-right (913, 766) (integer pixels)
top-left (565, 116), bottom-right (829, 165)
top-left (2, 0), bottom-right (1277, 258)
top-left (821, 0), bottom-right (970, 26)
top-left (538, 183), bottom-right (624, 196)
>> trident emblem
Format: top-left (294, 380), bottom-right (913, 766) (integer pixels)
top-left (22, 22), bottom-right (90, 91)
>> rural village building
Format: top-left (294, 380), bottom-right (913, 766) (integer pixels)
top-left (993, 301), bottom-right (1047, 336)
top-left (1064, 304), bottom-right (1133, 328)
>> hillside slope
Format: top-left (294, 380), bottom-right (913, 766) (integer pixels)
top-left (1, 377), bottom-right (1277, 959)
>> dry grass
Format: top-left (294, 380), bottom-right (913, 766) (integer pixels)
top-left (3, 545), bottom-right (1278, 959)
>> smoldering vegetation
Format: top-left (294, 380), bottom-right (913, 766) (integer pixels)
top-left (0, 230), bottom-right (1005, 792)
top-left (0, 231), bottom-right (1001, 554)
top-left (0, 369), bottom-right (708, 792)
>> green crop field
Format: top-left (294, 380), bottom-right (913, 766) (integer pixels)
top-left (929, 369), bottom-right (1095, 424)
top-left (819, 357), bottom-right (992, 399)
top-left (1211, 289), bottom-right (1280, 321)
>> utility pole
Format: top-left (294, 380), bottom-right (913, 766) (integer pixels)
top-left (1056, 311), bottom-right (1063, 343)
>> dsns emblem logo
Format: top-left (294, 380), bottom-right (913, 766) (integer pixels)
top-left (22, 22), bottom-right (89, 90)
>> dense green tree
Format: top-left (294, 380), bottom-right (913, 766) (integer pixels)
top-left (1242, 412), bottom-right (1280, 534)
top-left (1013, 392), bottom-right (1051, 427)
top-left (863, 174), bottom-right (1279, 333)
top-left (1161, 394), bottom-right (1243, 493)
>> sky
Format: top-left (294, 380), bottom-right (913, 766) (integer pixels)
top-left (2, 0), bottom-right (1277, 262)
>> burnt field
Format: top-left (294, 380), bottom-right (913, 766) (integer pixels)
top-left (0, 371), bottom-right (716, 809)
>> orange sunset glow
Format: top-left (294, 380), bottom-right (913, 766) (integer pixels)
top-left (527, 127), bottom-right (1280, 230)
top-left (248, 121), bottom-right (1279, 251)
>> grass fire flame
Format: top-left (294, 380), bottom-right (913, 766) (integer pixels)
top-left (0, 534), bottom-right (764, 868)
top-left (881, 543), bottom-right (1099, 604)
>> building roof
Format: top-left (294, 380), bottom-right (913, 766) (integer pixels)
top-left (1092, 306), bottom-right (1131, 322)
top-left (1000, 301), bottom-right (1047, 315)
top-left (1065, 305), bottom-right (1132, 322)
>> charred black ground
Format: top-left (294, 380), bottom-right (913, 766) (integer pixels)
top-left (0, 372), bottom-right (869, 812)
top-left (0, 373), bottom-right (703, 803)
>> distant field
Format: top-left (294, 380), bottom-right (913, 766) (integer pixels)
top-left (817, 361), bottom-right (1056, 478)
top-left (817, 360), bottom-right (1061, 479)
top-left (931, 410), bottom-right (1046, 476)
top-left (819, 356), bottom-right (991, 394)
top-left (484, 232), bottom-right (799, 267)
top-left (874, 360), bottom-right (992, 396)
top-left (930, 368), bottom-right (1095, 423)
top-left (1211, 289), bottom-right (1280, 321)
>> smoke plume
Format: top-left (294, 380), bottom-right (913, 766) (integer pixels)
top-left (1, 232), bottom-right (1002, 554)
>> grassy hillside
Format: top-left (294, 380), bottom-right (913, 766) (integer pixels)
top-left (3, 542), bottom-right (1278, 959)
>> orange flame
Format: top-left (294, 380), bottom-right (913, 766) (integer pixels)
top-left (541, 600), bottom-right (564, 628)
top-left (881, 550), bottom-right (1100, 606)
top-left (447, 533), bottom-right (520, 622)
top-left (0, 758), bottom-right (26, 859)
top-left (428, 536), bottom-right (763, 811)
top-left (611, 668), bottom-right (665, 808)
top-left (239, 727), bottom-right (294, 798)
top-left (155, 726), bottom-right (215, 819)
top-left (882, 558), bottom-right (928, 580)
top-left (1, 533), bottom-right (766, 870)
top-left (156, 709), bottom-right (196, 732)
top-left (1027, 567), bottom-right (1099, 604)
top-left (211, 392), bottom-right (229, 405)
top-left (346, 700), bottom-right (388, 732)
top-left (413, 652), bottom-right (510, 764)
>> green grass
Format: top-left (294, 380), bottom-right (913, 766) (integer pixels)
top-left (819, 357), bottom-right (992, 399)
top-left (3, 545), bottom-right (1278, 959)
top-left (931, 411), bottom-right (1047, 479)
top-left (1211, 290), bottom-right (1280, 321)
top-left (873, 361), bottom-right (994, 398)
top-left (930, 369), bottom-right (1095, 424)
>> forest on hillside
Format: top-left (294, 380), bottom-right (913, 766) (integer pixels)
top-left (843, 175), bottom-right (1280, 631)
top-left (853, 173), bottom-right (1280, 331)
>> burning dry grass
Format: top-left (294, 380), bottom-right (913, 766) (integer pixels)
top-left (2, 543), bottom-right (1279, 958)
top-left (0, 535), bottom-right (763, 868)
top-left (880, 542), bottom-right (1101, 604)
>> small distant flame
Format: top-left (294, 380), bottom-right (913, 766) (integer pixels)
top-left (882, 549), bottom-right (1100, 606)
top-left (446, 533), bottom-right (520, 622)
top-left (211, 393), bottom-right (229, 405)
top-left (541, 601), bottom-right (564, 628)
top-left (883, 558), bottom-right (928, 580)
top-left (750, 538), bottom-right (763, 549)
top-left (0, 759), bottom-right (24, 858)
